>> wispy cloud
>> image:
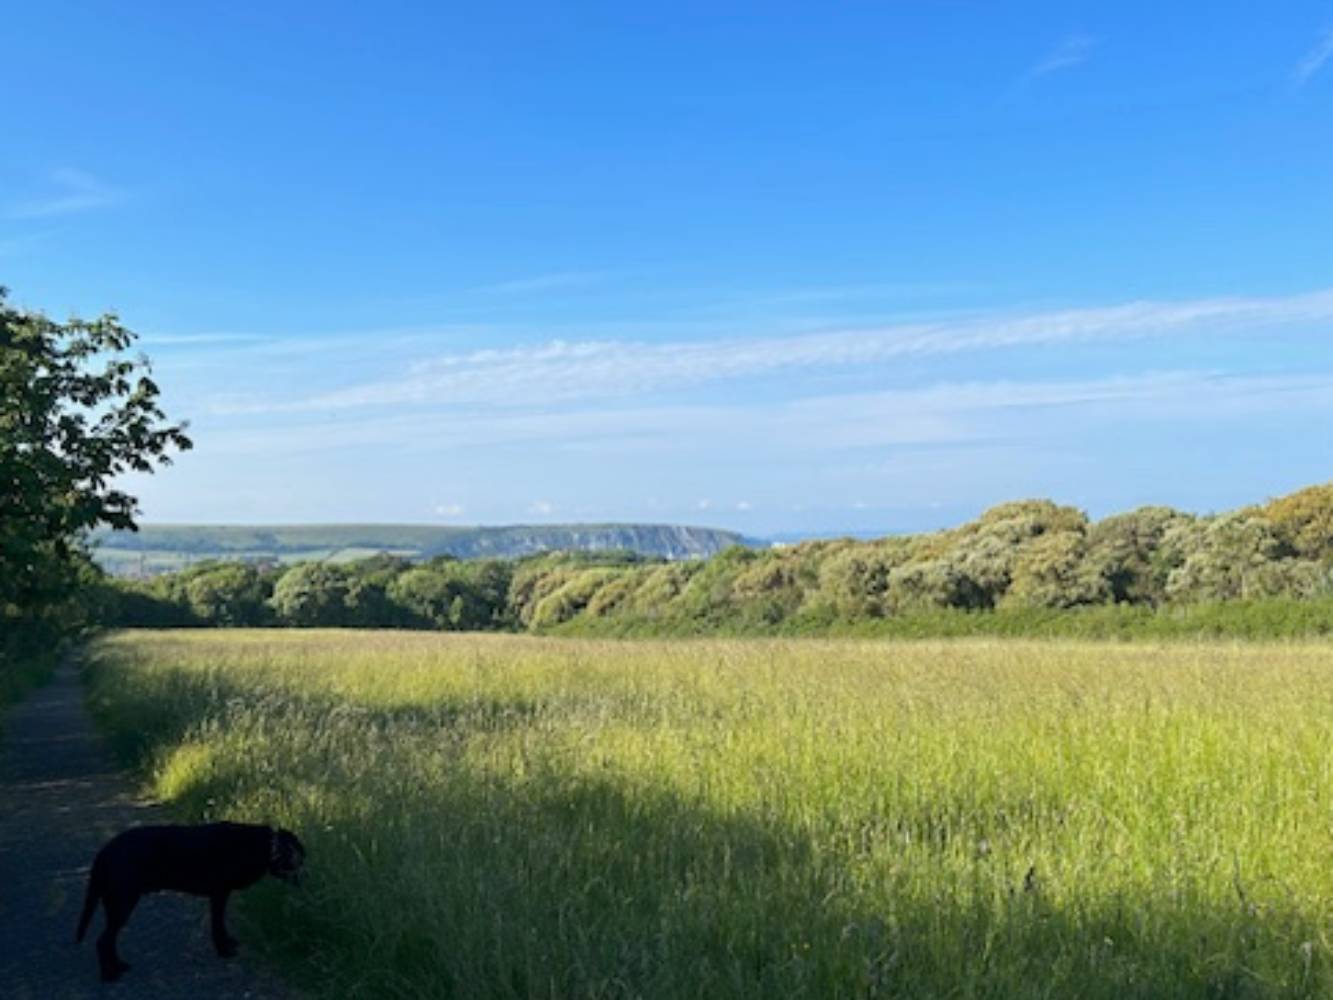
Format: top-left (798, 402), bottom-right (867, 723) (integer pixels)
top-left (434, 503), bottom-right (465, 517)
top-left (140, 332), bottom-right (273, 347)
top-left (1028, 34), bottom-right (1096, 79)
top-left (198, 369), bottom-right (1333, 459)
top-left (1294, 28), bottom-right (1333, 87)
top-left (214, 287), bottom-right (1333, 415)
top-left (471, 272), bottom-right (604, 296)
top-left (7, 168), bottom-right (122, 219)
top-left (703, 281), bottom-right (987, 310)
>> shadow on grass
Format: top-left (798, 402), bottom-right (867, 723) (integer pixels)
top-left (236, 772), bottom-right (1328, 1000)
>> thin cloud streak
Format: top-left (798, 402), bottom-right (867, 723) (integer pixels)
top-left (698, 280), bottom-right (989, 311)
top-left (1028, 34), bottom-right (1096, 79)
top-left (1294, 28), bottom-right (1333, 86)
top-left (7, 168), bottom-right (122, 219)
top-left (213, 288), bottom-right (1333, 415)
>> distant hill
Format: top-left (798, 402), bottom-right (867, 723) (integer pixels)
top-left (90, 523), bottom-right (746, 576)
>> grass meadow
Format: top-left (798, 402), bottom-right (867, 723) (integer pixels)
top-left (84, 630), bottom-right (1332, 999)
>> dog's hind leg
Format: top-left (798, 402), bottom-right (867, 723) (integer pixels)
top-left (96, 890), bottom-right (139, 982)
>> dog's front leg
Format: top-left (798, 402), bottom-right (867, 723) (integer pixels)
top-left (209, 891), bottom-right (239, 958)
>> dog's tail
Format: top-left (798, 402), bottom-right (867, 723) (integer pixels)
top-left (75, 855), bottom-right (103, 943)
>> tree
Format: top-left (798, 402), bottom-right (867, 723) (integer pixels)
top-left (1261, 482), bottom-right (1333, 562)
top-left (342, 554), bottom-right (414, 627)
top-left (269, 563), bottom-right (352, 627)
top-left (387, 560), bottom-right (512, 630)
top-left (1, 288), bottom-right (190, 624)
top-left (182, 563), bottom-right (272, 626)
top-left (1083, 506), bottom-right (1191, 605)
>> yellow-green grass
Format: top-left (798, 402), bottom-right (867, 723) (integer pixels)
top-left (86, 630), bottom-right (1333, 999)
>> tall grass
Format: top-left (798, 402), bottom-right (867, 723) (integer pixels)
top-left (86, 630), bottom-right (1333, 998)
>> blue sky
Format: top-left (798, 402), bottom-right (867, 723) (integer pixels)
top-left (4, 2), bottom-right (1332, 535)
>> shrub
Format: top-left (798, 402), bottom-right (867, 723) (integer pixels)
top-left (530, 569), bottom-right (624, 629)
top-left (886, 559), bottom-right (988, 613)
top-left (1003, 531), bottom-right (1108, 609)
top-left (1164, 512), bottom-right (1297, 602)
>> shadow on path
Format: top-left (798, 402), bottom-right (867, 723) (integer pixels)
top-left (0, 657), bottom-right (290, 999)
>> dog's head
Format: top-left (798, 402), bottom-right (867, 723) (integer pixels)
top-left (268, 828), bottom-right (306, 885)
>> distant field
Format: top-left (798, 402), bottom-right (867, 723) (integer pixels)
top-left (93, 546), bottom-right (421, 576)
top-left (87, 631), bottom-right (1332, 998)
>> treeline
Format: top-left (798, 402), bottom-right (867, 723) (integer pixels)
top-left (99, 482), bottom-right (1333, 638)
top-left (98, 552), bottom-right (644, 631)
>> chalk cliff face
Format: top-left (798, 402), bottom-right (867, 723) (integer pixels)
top-left (431, 524), bottom-right (741, 560)
top-left (90, 523), bottom-right (744, 575)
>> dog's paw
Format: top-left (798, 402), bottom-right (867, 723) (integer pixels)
top-left (216, 939), bottom-right (239, 959)
top-left (101, 959), bottom-right (131, 982)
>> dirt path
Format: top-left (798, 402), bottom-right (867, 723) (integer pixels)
top-left (0, 658), bottom-right (291, 998)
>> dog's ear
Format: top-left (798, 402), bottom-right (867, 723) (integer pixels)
top-left (269, 829), bottom-right (306, 883)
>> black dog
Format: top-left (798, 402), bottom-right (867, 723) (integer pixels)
top-left (75, 821), bottom-right (305, 982)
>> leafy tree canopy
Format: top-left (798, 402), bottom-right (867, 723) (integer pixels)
top-left (1, 287), bottom-right (190, 616)
top-left (269, 563), bottom-right (352, 627)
